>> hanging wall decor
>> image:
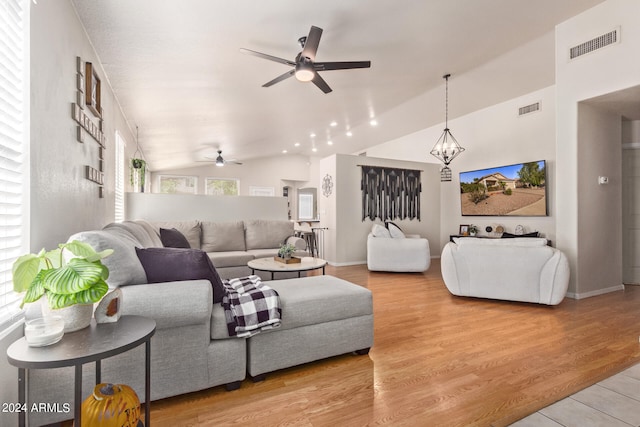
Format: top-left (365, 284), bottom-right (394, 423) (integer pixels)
top-left (360, 165), bottom-right (422, 222)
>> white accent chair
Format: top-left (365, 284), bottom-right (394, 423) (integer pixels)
top-left (366, 225), bottom-right (431, 272)
top-left (440, 237), bottom-right (570, 305)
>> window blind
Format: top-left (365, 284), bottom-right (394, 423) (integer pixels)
top-left (0, 0), bottom-right (28, 331)
top-left (114, 131), bottom-right (125, 222)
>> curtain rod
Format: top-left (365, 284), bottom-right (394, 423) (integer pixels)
top-left (357, 164), bottom-right (423, 172)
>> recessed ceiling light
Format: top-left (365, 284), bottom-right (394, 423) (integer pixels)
top-left (310, 133), bottom-right (316, 138)
top-left (327, 141), bottom-right (333, 145)
top-left (346, 131), bottom-right (353, 137)
top-left (370, 119), bottom-right (378, 126)
top-left (294, 142), bottom-right (300, 147)
top-left (330, 121), bottom-right (337, 127)
top-left (312, 147), bottom-right (318, 152)
top-left (282, 149), bottom-right (288, 154)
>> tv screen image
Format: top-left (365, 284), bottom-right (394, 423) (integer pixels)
top-left (459, 160), bottom-right (547, 216)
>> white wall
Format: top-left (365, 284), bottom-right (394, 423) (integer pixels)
top-left (368, 86), bottom-right (557, 251)
top-left (556, 0), bottom-right (640, 296)
top-left (29, 0), bottom-right (136, 250)
top-left (319, 154), bottom-right (440, 265)
top-left (126, 193), bottom-right (288, 222)
top-left (576, 103), bottom-right (623, 297)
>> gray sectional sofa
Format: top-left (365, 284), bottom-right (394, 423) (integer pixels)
top-left (24, 219), bottom-right (373, 426)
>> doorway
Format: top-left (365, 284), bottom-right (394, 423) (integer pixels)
top-left (622, 121), bottom-right (640, 284)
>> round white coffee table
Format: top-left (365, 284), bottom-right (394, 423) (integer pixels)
top-left (248, 257), bottom-right (327, 280)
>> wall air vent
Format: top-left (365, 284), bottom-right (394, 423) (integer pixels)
top-left (518, 102), bottom-right (541, 117)
top-left (569, 28), bottom-right (619, 60)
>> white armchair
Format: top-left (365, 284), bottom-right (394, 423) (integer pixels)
top-left (367, 232), bottom-right (431, 272)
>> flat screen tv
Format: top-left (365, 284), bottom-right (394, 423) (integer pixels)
top-left (459, 160), bottom-right (548, 216)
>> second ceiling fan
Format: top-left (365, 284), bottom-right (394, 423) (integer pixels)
top-left (240, 25), bottom-right (371, 94)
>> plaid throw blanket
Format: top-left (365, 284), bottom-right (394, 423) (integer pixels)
top-left (221, 275), bottom-right (281, 338)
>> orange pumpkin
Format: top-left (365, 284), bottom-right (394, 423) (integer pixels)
top-left (80, 383), bottom-right (140, 427)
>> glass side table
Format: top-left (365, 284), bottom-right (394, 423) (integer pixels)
top-left (6, 315), bottom-right (156, 427)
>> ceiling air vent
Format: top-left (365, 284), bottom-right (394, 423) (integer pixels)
top-left (519, 102), bottom-right (541, 117)
top-left (569, 28), bottom-right (619, 60)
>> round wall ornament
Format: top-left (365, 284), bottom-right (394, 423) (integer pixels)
top-left (322, 174), bottom-right (333, 197)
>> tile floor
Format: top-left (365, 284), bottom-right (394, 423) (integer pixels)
top-left (510, 363), bottom-right (640, 426)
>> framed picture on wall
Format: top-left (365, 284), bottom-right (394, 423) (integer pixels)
top-left (85, 62), bottom-right (102, 118)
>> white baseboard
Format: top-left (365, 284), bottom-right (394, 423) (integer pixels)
top-left (566, 284), bottom-right (625, 300)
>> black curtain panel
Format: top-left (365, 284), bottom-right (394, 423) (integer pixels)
top-left (360, 166), bottom-right (422, 222)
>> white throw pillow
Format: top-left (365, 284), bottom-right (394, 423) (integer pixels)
top-left (386, 221), bottom-right (405, 238)
top-left (372, 224), bottom-right (391, 238)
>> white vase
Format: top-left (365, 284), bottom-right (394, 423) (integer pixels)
top-left (42, 298), bottom-right (93, 332)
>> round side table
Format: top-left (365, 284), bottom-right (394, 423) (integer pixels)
top-left (7, 315), bottom-right (156, 427)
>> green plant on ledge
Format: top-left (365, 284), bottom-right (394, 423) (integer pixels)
top-left (278, 243), bottom-right (297, 259)
top-left (12, 241), bottom-right (113, 309)
top-left (468, 225), bottom-right (479, 235)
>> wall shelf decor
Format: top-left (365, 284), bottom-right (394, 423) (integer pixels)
top-left (84, 62), bottom-right (102, 118)
top-left (360, 165), bottom-right (422, 221)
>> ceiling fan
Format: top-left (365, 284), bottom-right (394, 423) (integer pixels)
top-left (199, 150), bottom-right (243, 167)
top-left (240, 25), bottom-right (371, 94)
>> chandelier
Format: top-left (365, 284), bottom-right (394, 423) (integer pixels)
top-left (430, 74), bottom-right (465, 181)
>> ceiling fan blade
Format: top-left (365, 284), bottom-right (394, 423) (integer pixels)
top-left (239, 48), bottom-right (296, 66)
top-left (312, 73), bottom-right (332, 94)
top-left (301, 26), bottom-right (323, 61)
top-left (315, 61), bottom-right (371, 71)
top-left (263, 69), bottom-right (295, 87)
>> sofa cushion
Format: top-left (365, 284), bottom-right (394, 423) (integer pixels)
top-left (68, 229), bottom-right (148, 287)
top-left (151, 220), bottom-right (201, 250)
top-left (207, 251), bottom-right (255, 269)
top-left (210, 275), bottom-right (372, 339)
top-left (201, 221), bottom-right (246, 252)
top-left (132, 220), bottom-right (164, 247)
top-left (244, 220), bottom-right (294, 250)
top-left (385, 221), bottom-right (405, 238)
top-left (246, 248), bottom-right (280, 259)
top-left (135, 247), bottom-right (225, 303)
top-left (160, 228), bottom-right (191, 248)
top-left (371, 224), bottom-right (391, 238)
top-left (103, 221), bottom-right (159, 248)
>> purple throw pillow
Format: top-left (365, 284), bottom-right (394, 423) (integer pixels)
top-left (160, 227), bottom-right (191, 248)
top-left (135, 247), bottom-right (225, 303)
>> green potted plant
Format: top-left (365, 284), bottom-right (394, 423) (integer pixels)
top-left (277, 243), bottom-right (297, 260)
top-left (130, 158), bottom-right (146, 191)
top-left (468, 225), bottom-right (479, 236)
top-left (12, 240), bottom-right (113, 332)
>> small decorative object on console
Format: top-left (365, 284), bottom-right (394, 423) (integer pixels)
top-left (24, 316), bottom-right (65, 347)
top-left (515, 224), bottom-right (524, 235)
top-left (81, 383), bottom-right (140, 427)
top-left (275, 243), bottom-right (299, 263)
top-left (95, 288), bottom-right (123, 324)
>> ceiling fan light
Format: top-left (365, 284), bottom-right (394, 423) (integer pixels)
top-left (215, 157), bottom-right (224, 167)
top-left (295, 63), bottom-right (315, 82)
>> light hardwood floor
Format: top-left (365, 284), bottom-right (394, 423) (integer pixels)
top-left (148, 261), bottom-right (640, 427)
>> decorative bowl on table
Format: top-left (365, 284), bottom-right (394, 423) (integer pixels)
top-left (24, 316), bottom-right (65, 347)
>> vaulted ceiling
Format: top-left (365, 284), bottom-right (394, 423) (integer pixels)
top-left (70, 0), bottom-right (604, 171)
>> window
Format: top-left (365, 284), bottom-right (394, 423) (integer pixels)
top-left (206, 178), bottom-right (239, 196)
top-left (159, 175), bottom-right (197, 194)
top-left (298, 194), bottom-right (314, 219)
top-left (114, 131), bottom-right (125, 222)
top-left (0, 0), bottom-right (29, 330)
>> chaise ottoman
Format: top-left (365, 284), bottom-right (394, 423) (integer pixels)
top-left (212, 275), bottom-right (373, 379)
